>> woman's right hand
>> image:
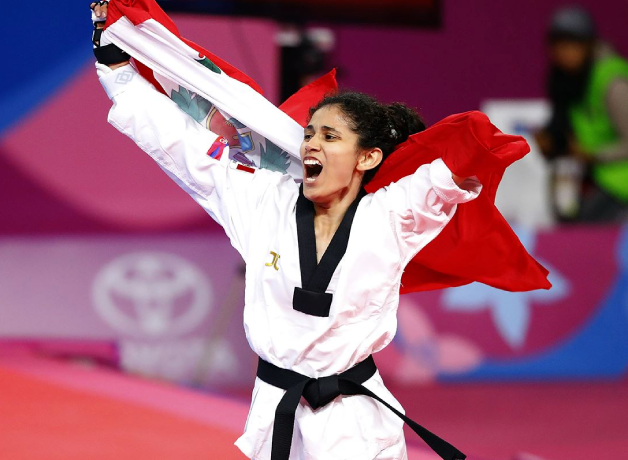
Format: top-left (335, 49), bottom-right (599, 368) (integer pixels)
top-left (90, 1), bottom-right (108, 25)
top-left (91, 1), bottom-right (130, 69)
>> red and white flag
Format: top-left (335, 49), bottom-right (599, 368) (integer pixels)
top-left (103, 0), bottom-right (336, 177)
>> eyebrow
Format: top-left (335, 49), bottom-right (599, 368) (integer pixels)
top-left (304, 125), bottom-right (342, 134)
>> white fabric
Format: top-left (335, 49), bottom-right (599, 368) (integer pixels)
top-left (97, 61), bottom-right (140, 99)
top-left (103, 17), bottom-right (304, 158)
top-left (100, 64), bottom-right (481, 460)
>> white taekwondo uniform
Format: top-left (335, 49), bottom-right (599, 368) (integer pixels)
top-left (97, 63), bottom-right (481, 460)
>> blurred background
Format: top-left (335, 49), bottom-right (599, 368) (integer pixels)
top-left (1, 1), bottom-right (628, 460)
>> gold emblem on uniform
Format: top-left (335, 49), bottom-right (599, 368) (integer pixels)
top-left (265, 251), bottom-right (281, 271)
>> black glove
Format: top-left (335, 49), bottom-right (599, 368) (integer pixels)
top-left (91, 1), bottom-right (130, 65)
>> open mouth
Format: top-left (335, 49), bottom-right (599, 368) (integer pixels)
top-left (304, 158), bottom-right (323, 183)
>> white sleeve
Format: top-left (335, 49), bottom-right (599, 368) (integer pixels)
top-left (98, 63), bottom-right (278, 260)
top-left (377, 158), bottom-right (482, 265)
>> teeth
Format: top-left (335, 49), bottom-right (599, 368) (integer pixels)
top-left (304, 159), bottom-right (322, 166)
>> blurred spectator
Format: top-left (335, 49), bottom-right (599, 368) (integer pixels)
top-left (536, 6), bottom-right (628, 222)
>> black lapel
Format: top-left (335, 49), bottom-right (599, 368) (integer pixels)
top-left (295, 185), bottom-right (318, 289)
top-left (308, 187), bottom-right (367, 292)
top-left (294, 185), bottom-right (366, 317)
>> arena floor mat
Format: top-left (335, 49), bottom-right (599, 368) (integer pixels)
top-left (0, 351), bottom-right (451, 460)
top-left (3, 348), bottom-right (627, 460)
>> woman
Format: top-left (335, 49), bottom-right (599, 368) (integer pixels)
top-left (92, 3), bottom-right (479, 460)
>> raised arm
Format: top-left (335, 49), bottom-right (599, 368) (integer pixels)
top-left (375, 158), bottom-right (481, 265)
top-left (97, 61), bottom-right (281, 259)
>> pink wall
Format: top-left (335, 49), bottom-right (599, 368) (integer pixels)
top-left (0, 15), bottom-right (278, 234)
top-left (332, 0), bottom-right (628, 124)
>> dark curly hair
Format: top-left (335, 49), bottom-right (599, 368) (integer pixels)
top-left (308, 92), bottom-right (425, 184)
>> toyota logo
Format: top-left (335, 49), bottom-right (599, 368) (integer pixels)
top-left (92, 252), bottom-right (212, 338)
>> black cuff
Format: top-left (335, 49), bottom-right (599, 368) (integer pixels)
top-left (94, 43), bottom-right (131, 65)
top-left (92, 26), bottom-right (130, 65)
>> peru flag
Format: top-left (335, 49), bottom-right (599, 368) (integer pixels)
top-left (101, 0), bottom-right (550, 292)
top-left (102, 0), bottom-right (321, 179)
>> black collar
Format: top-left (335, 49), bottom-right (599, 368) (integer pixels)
top-left (295, 185), bottom-right (367, 294)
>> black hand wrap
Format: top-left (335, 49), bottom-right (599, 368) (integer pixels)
top-left (91, 1), bottom-right (130, 65)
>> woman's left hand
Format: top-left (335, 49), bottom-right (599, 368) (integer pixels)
top-left (452, 173), bottom-right (466, 186)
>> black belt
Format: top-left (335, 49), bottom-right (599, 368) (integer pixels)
top-left (257, 356), bottom-right (466, 460)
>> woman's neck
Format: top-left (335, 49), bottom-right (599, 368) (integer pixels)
top-left (314, 202), bottom-right (350, 237)
top-left (312, 183), bottom-right (361, 261)
top-left (314, 181), bottom-right (360, 223)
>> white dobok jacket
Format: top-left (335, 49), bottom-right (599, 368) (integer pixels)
top-left (97, 63), bottom-right (481, 460)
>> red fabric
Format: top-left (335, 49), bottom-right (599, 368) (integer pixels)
top-left (278, 69), bottom-right (339, 126)
top-left (366, 111), bottom-right (551, 292)
top-left (236, 164), bottom-right (256, 174)
top-left (104, 0), bottom-right (550, 293)
top-left (105, 0), bottom-right (264, 94)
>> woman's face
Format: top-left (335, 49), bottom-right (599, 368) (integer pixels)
top-left (300, 105), bottom-right (363, 206)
